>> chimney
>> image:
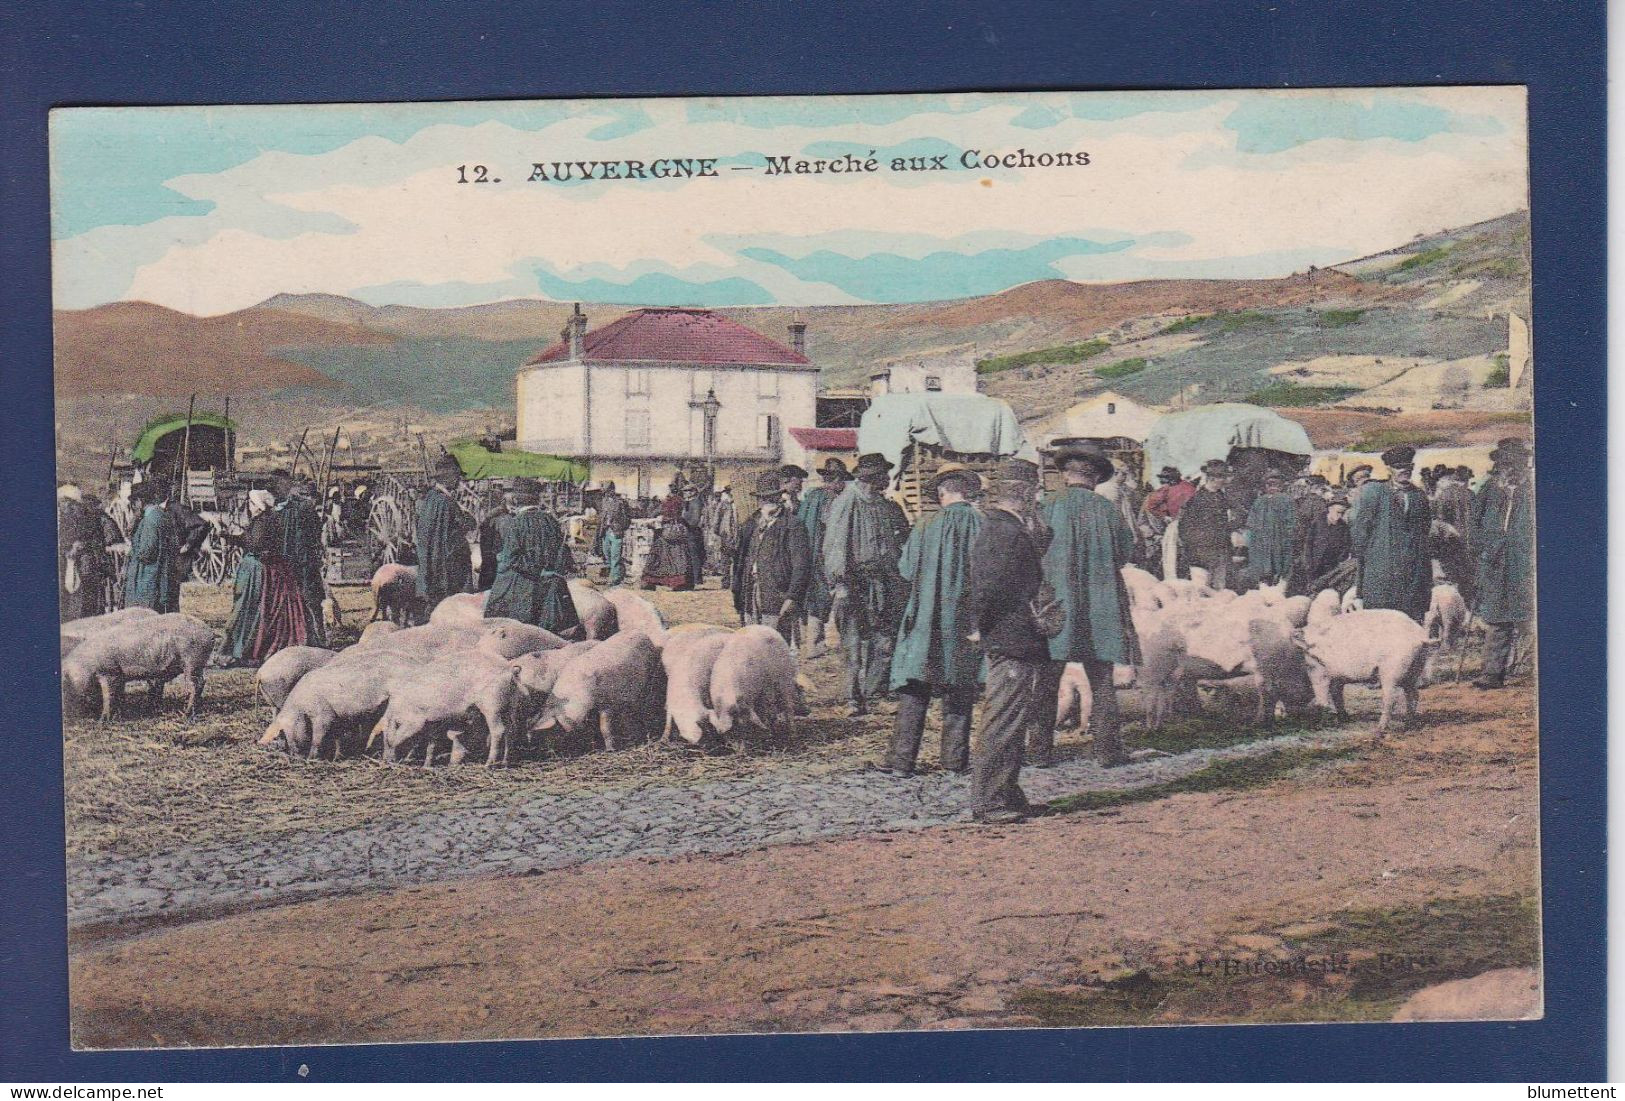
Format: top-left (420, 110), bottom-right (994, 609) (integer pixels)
top-left (787, 321), bottom-right (806, 357)
top-left (569, 303), bottom-right (587, 359)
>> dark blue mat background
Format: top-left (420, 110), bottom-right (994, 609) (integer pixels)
top-left (0, 0), bottom-right (1605, 1081)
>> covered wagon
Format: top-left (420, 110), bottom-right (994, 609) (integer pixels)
top-left (1144, 403), bottom-right (1313, 506)
top-left (856, 393), bottom-right (1036, 521)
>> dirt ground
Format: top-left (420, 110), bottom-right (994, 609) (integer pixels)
top-left (68, 646), bottom-right (1541, 1046)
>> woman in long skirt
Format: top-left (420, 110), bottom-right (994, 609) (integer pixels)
top-left (225, 490), bottom-right (321, 665)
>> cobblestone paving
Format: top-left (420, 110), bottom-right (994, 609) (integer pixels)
top-left (68, 730), bottom-right (1353, 930)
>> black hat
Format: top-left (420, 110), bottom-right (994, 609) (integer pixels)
top-left (995, 458), bottom-right (1042, 483)
top-left (818, 457), bottom-right (851, 480)
top-left (1379, 446), bottom-right (1417, 469)
top-left (854, 453), bottom-right (894, 477)
top-left (1490, 437), bottom-right (1531, 464)
top-left (1200, 458), bottom-right (1231, 476)
top-left (752, 471), bottom-right (783, 497)
top-left (1053, 442), bottom-right (1114, 480)
top-left (1157, 465), bottom-right (1182, 483)
top-left (779, 464), bottom-right (808, 480)
top-left (929, 463), bottom-right (982, 498)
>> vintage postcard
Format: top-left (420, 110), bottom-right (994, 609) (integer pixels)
top-left (52, 88), bottom-right (1538, 1047)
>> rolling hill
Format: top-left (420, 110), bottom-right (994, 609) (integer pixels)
top-left (52, 211), bottom-right (1531, 486)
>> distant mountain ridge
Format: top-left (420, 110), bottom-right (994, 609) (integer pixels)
top-left (53, 210), bottom-right (1529, 433)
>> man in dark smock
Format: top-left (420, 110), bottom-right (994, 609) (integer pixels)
top-left (124, 479), bottom-right (184, 613)
top-left (795, 458), bottom-right (849, 650)
top-left (415, 456), bottom-right (475, 613)
top-left (1295, 493), bottom-right (1353, 593)
top-left (1178, 459), bottom-right (1242, 589)
top-left (596, 481), bottom-right (632, 586)
top-left (485, 478), bottom-right (580, 635)
top-left (1471, 439), bottom-right (1535, 689)
top-left (1036, 443), bottom-right (1140, 768)
top-left (823, 453), bottom-right (908, 715)
top-left (1245, 471), bottom-right (1297, 586)
top-left (1350, 445), bottom-right (1433, 622)
top-left (58, 485), bottom-right (110, 621)
top-left (886, 466), bottom-right (984, 776)
top-left (964, 474), bottom-right (1050, 822)
top-left (732, 471), bottom-right (812, 642)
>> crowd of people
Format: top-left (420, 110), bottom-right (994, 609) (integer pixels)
top-left (61, 434), bottom-right (1534, 822)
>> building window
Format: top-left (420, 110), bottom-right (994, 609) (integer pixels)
top-left (758, 370), bottom-right (778, 398)
top-left (757, 413), bottom-right (780, 451)
top-left (625, 409), bottom-right (651, 449)
top-left (1107, 402), bottom-right (1116, 414)
top-left (626, 368), bottom-right (650, 397)
top-left (925, 375), bottom-right (942, 391)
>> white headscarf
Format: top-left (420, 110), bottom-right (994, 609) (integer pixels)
top-left (57, 484), bottom-right (83, 502)
top-left (248, 489), bottom-right (276, 516)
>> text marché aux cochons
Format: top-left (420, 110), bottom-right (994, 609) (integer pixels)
top-left (456, 148), bottom-right (1092, 185)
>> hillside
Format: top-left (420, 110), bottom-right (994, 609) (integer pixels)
top-left (51, 211), bottom-right (1531, 483)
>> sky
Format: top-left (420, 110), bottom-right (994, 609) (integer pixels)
top-left (49, 88), bottom-right (1527, 316)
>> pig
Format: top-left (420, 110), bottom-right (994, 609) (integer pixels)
top-left (253, 645), bottom-right (338, 709)
top-left (511, 640), bottom-right (599, 701)
top-left (355, 623), bottom-right (485, 661)
top-left (1279, 594), bottom-right (1313, 629)
top-left (707, 625), bottom-right (798, 752)
top-left (356, 619), bottom-right (403, 647)
top-left (369, 563), bottom-right (423, 625)
top-left (477, 619), bottom-right (568, 660)
top-left (535, 630), bottom-right (663, 750)
top-left (661, 628), bottom-right (733, 744)
top-left (1137, 624), bottom-right (1191, 731)
top-left (1308, 588), bottom-right (1342, 627)
top-left (1422, 581), bottom-right (1473, 682)
top-left (428, 591), bottom-right (487, 627)
top-left (602, 587), bottom-right (667, 643)
top-left (369, 650), bottom-right (527, 767)
top-left (1120, 564), bottom-right (1163, 611)
top-left (259, 649), bottom-right (426, 759)
top-left (1055, 662), bottom-right (1136, 732)
top-left (60, 607), bottom-right (159, 656)
top-left (62, 612), bottom-right (216, 720)
top-left (1248, 618), bottom-right (1315, 724)
top-left (1295, 609), bottom-right (1432, 732)
top-left (567, 579), bottom-right (619, 640)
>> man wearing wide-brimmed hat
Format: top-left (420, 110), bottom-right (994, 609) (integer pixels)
top-left (1471, 438), bottom-right (1535, 688)
top-left (886, 464), bottom-right (984, 776)
top-left (1350, 445), bottom-right (1433, 622)
top-left (823, 452), bottom-right (909, 714)
top-left (733, 470), bottom-right (812, 643)
top-left (414, 453), bottom-right (475, 614)
top-left (485, 478), bottom-right (581, 635)
top-left (1179, 459), bottom-right (1243, 589)
top-left (1036, 442), bottom-right (1140, 768)
top-left (795, 457), bottom-right (851, 652)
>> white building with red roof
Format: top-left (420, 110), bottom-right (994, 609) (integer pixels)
top-left (516, 305), bottom-right (818, 496)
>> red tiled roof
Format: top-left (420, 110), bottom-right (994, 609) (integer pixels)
top-left (788, 426), bottom-right (858, 451)
top-left (525, 308), bottom-right (811, 367)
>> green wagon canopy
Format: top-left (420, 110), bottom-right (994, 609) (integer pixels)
top-left (446, 439), bottom-right (590, 484)
top-left (131, 413), bottom-right (237, 463)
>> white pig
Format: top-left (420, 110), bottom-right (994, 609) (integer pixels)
top-left (428, 591), bottom-right (487, 627)
top-left (477, 619), bottom-right (568, 660)
top-left (1307, 588), bottom-right (1342, 627)
top-left (707, 625), bottom-right (798, 752)
top-left (260, 649), bottom-right (426, 759)
top-left (62, 612), bottom-right (216, 720)
top-left (253, 645), bottom-right (338, 709)
top-left (535, 630), bottom-right (662, 750)
top-left (370, 650), bottom-right (525, 767)
top-left (60, 607), bottom-right (159, 656)
top-left (369, 563), bottom-right (422, 625)
top-left (1295, 609), bottom-right (1432, 732)
top-left (567, 579), bottom-right (619, 640)
top-left (602, 587), bottom-right (668, 643)
top-left (661, 628), bottom-right (733, 744)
